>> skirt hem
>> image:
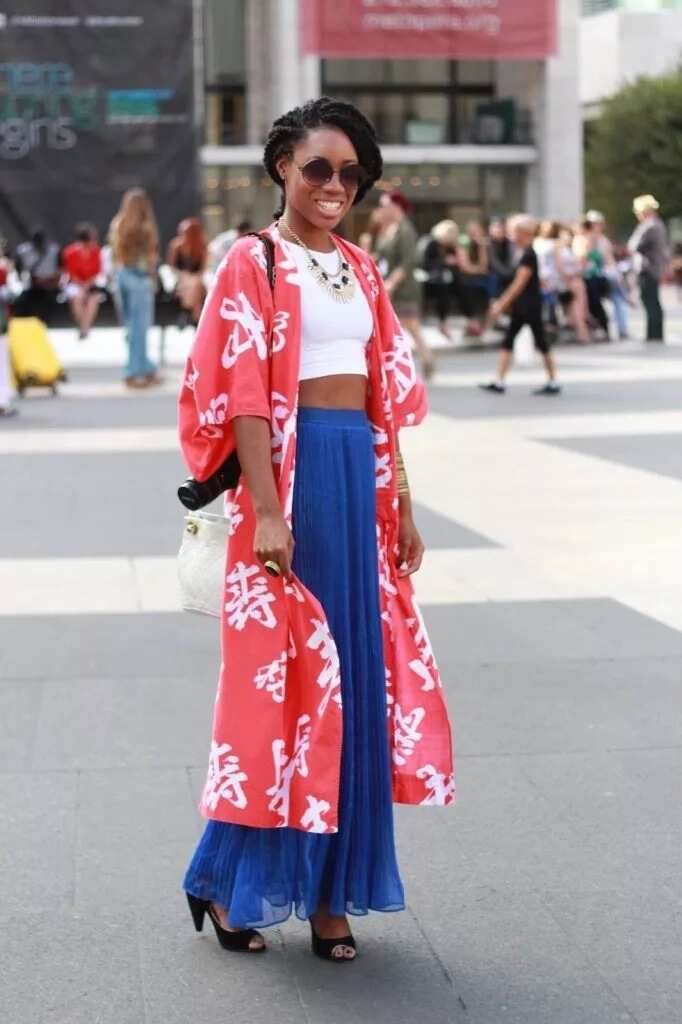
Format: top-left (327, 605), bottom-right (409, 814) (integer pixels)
top-left (183, 882), bottom-right (406, 931)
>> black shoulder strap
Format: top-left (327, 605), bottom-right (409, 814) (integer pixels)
top-left (244, 231), bottom-right (276, 292)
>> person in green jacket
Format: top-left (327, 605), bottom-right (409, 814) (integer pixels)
top-left (375, 191), bottom-right (435, 380)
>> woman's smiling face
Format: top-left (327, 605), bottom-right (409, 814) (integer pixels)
top-left (277, 127), bottom-right (361, 233)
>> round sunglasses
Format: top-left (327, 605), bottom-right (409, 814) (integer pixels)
top-left (295, 157), bottom-right (367, 192)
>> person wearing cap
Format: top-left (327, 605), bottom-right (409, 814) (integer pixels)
top-left (375, 191), bottom-right (435, 379)
top-left (628, 195), bottom-right (669, 343)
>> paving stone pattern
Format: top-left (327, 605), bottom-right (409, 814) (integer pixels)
top-left (2, 342), bottom-right (682, 1024)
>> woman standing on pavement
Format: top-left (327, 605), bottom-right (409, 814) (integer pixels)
top-left (109, 188), bottom-right (160, 389)
top-left (459, 219), bottom-right (490, 333)
top-left (556, 225), bottom-right (590, 344)
top-left (574, 214), bottom-right (611, 340)
top-left (375, 190), bottom-right (436, 379)
top-left (179, 97), bottom-right (454, 963)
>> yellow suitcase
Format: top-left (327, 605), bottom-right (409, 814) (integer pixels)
top-left (8, 317), bottom-right (66, 394)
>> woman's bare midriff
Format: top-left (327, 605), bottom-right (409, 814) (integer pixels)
top-left (298, 374), bottom-right (368, 410)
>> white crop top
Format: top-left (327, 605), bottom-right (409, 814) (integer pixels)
top-left (288, 243), bottom-right (373, 381)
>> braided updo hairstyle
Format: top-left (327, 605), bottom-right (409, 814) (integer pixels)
top-left (263, 97), bottom-right (383, 218)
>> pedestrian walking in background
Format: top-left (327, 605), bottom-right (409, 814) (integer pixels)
top-left (375, 190), bottom-right (435, 379)
top-left (14, 226), bottom-right (62, 324)
top-left (574, 212), bottom-right (611, 340)
top-left (357, 208), bottom-right (383, 254)
top-left (167, 217), bottom-right (208, 326)
top-left (459, 219), bottom-right (490, 331)
top-left (488, 217), bottom-right (514, 298)
top-left (583, 211), bottom-right (629, 340)
top-left (62, 223), bottom-right (103, 340)
top-left (534, 220), bottom-right (561, 335)
top-left (421, 219), bottom-right (481, 340)
top-left (479, 214), bottom-right (560, 395)
top-left (606, 243), bottom-right (633, 341)
top-left (556, 225), bottom-right (590, 344)
top-left (207, 219), bottom-right (253, 280)
top-left (179, 96), bottom-right (454, 963)
top-left (109, 188), bottom-right (160, 389)
top-left (628, 194), bottom-right (669, 343)
top-left (421, 219), bottom-right (459, 341)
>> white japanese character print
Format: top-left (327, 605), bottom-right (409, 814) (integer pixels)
top-left (362, 262), bottom-right (380, 302)
top-left (249, 240), bottom-right (268, 274)
top-left (225, 483), bottom-right (244, 537)
top-left (370, 420), bottom-right (392, 490)
top-left (408, 658), bottom-right (439, 693)
top-left (416, 764), bottom-right (456, 806)
top-left (277, 239), bottom-right (303, 286)
top-left (407, 597), bottom-right (440, 691)
top-left (203, 741), bottom-right (248, 811)
top-left (253, 651), bottom-right (287, 703)
top-left (283, 457), bottom-right (296, 525)
top-left (377, 530), bottom-right (398, 599)
top-left (225, 562), bottom-right (277, 631)
top-left (266, 714), bottom-right (311, 825)
top-left (271, 391), bottom-right (297, 466)
top-left (199, 393), bottom-right (228, 438)
top-left (220, 292), bottom-right (268, 368)
top-left (271, 310), bottom-right (290, 353)
top-left (384, 665), bottom-right (394, 714)
top-left (284, 578), bottom-right (305, 603)
top-left (393, 704), bottom-right (426, 766)
top-left (300, 795), bottom-right (332, 833)
top-left (306, 618), bottom-right (342, 716)
top-left (184, 361), bottom-right (199, 391)
top-left (385, 320), bottom-right (418, 406)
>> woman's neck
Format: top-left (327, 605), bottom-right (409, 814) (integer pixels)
top-left (279, 209), bottom-right (335, 252)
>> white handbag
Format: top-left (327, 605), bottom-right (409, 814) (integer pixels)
top-left (177, 511), bottom-right (230, 618)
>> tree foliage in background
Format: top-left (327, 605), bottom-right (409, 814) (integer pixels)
top-left (585, 64), bottom-right (682, 236)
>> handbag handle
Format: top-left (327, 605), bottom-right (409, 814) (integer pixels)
top-left (244, 231), bottom-right (276, 292)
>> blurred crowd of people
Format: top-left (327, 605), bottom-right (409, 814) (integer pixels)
top-left (0, 189), bottom-right (243, 394)
top-left (0, 184), bottom-right (673, 412)
top-left (360, 190), bottom-right (671, 380)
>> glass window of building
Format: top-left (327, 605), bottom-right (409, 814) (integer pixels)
top-left (322, 59), bottom-right (497, 144)
top-left (204, 0), bottom-right (246, 145)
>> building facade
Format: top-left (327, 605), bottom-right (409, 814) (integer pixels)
top-left (199, 0), bottom-right (582, 240)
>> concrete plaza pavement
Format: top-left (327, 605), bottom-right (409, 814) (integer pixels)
top-left (2, 314), bottom-right (682, 1024)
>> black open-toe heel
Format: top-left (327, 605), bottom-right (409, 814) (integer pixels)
top-left (310, 921), bottom-right (356, 962)
top-left (187, 894), bottom-right (266, 953)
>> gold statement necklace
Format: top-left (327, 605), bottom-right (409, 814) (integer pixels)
top-left (279, 219), bottom-right (356, 304)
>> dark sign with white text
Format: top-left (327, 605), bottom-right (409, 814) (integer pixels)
top-left (0, 3), bottom-right (198, 247)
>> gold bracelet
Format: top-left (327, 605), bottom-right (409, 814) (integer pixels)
top-left (396, 451), bottom-right (409, 494)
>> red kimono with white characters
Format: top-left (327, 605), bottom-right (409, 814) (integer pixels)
top-left (178, 224), bottom-right (454, 836)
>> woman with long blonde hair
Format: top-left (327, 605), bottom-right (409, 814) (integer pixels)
top-left (109, 188), bottom-right (160, 388)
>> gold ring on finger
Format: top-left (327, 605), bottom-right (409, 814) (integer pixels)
top-left (264, 560), bottom-right (281, 578)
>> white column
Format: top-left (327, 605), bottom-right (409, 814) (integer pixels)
top-left (532, 0), bottom-right (583, 220)
top-left (273, 0), bottom-right (302, 116)
top-left (246, 0), bottom-right (273, 144)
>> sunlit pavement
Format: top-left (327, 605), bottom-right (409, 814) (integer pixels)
top-left (2, 303), bottom-right (682, 1023)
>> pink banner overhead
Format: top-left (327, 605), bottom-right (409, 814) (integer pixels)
top-left (301, 0), bottom-right (557, 60)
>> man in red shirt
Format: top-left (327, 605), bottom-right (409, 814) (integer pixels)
top-left (62, 223), bottom-right (102, 339)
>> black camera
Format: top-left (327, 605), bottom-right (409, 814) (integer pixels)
top-left (177, 451), bottom-right (241, 511)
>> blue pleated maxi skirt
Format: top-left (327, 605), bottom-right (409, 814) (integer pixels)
top-left (183, 407), bottom-right (405, 928)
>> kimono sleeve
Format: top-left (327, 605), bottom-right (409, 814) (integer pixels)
top-left (374, 261), bottom-right (428, 428)
top-left (178, 237), bottom-right (273, 481)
